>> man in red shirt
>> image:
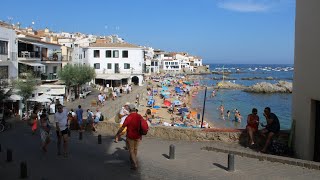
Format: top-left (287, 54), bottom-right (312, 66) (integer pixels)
top-left (115, 104), bottom-right (147, 170)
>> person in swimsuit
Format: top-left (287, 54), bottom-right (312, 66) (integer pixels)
top-left (246, 108), bottom-right (259, 146)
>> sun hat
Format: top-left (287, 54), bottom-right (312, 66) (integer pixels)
top-left (125, 102), bottom-right (131, 106)
top-left (128, 104), bottom-right (136, 111)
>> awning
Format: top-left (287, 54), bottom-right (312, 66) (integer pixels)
top-left (44, 89), bottom-right (65, 95)
top-left (96, 74), bottom-right (130, 80)
top-left (19, 61), bottom-right (45, 67)
top-left (5, 94), bottom-right (23, 101)
top-left (18, 40), bottom-right (46, 47)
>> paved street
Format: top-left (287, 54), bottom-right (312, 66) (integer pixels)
top-left (1, 118), bottom-right (320, 179)
top-left (1, 87), bottom-right (320, 179)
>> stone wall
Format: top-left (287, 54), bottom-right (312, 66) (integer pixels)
top-left (97, 121), bottom-right (290, 145)
top-left (96, 121), bottom-right (243, 142)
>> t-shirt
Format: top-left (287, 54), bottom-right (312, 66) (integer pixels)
top-left (120, 115), bottom-right (128, 124)
top-left (98, 95), bottom-right (104, 101)
top-left (122, 112), bottom-right (144, 140)
top-left (76, 108), bottom-right (83, 121)
top-left (94, 111), bottom-right (101, 122)
top-left (247, 114), bottom-right (259, 130)
top-left (120, 107), bottom-right (129, 116)
top-left (87, 111), bottom-right (93, 121)
top-left (267, 113), bottom-right (280, 132)
top-left (54, 108), bottom-right (68, 131)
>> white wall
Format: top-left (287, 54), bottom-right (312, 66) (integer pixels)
top-left (86, 47), bottom-right (144, 74)
top-left (293, 0), bottom-right (320, 160)
top-left (0, 26), bottom-right (18, 79)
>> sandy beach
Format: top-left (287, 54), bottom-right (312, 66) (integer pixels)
top-left (132, 75), bottom-right (214, 128)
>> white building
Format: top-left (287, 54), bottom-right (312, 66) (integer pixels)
top-left (85, 42), bottom-right (145, 86)
top-left (293, 0), bottom-right (320, 161)
top-left (162, 53), bottom-right (181, 73)
top-left (17, 31), bottom-right (62, 82)
top-left (0, 25), bottom-right (18, 86)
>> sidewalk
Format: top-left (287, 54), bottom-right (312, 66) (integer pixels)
top-left (63, 85), bottom-right (146, 120)
top-left (1, 118), bottom-right (320, 180)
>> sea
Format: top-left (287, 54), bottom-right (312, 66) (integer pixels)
top-left (191, 64), bottom-right (293, 130)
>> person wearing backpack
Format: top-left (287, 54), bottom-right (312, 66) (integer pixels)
top-left (115, 104), bottom-right (148, 170)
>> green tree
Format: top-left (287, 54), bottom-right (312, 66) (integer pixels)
top-left (14, 72), bottom-right (37, 114)
top-left (58, 64), bottom-right (95, 97)
top-left (75, 64), bottom-right (96, 93)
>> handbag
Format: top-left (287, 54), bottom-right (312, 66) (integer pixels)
top-left (139, 117), bottom-right (149, 135)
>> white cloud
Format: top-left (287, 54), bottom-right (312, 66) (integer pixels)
top-left (217, 0), bottom-right (273, 13)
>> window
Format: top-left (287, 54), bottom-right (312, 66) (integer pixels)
top-left (124, 63), bottom-right (130, 69)
top-left (113, 50), bottom-right (119, 58)
top-left (94, 63), bottom-right (100, 69)
top-left (122, 50), bottom-right (128, 58)
top-left (0, 41), bottom-right (8, 55)
top-left (53, 66), bottom-right (57, 73)
top-left (0, 66), bottom-right (8, 78)
top-left (107, 63), bottom-right (112, 69)
top-left (83, 51), bottom-right (85, 58)
top-left (155, 62), bottom-right (158, 66)
top-left (106, 50), bottom-right (112, 58)
top-left (151, 62), bottom-right (154, 66)
top-left (94, 50), bottom-right (100, 58)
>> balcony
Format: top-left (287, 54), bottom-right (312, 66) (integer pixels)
top-left (18, 51), bottom-right (40, 60)
top-left (41, 73), bottom-right (58, 81)
top-left (41, 54), bottom-right (62, 64)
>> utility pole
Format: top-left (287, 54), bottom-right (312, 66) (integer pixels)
top-left (201, 86), bottom-right (207, 128)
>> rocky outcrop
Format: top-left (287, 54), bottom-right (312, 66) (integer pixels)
top-left (241, 77), bottom-right (262, 80)
top-left (244, 81), bottom-right (292, 93)
top-left (216, 81), bottom-right (246, 89)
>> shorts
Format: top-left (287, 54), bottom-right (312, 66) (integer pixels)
top-left (56, 128), bottom-right (69, 137)
top-left (266, 126), bottom-right (280, 133)
top-left (78, 120), bottom-right (83, 126)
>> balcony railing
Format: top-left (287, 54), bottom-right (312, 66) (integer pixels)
top-left (18, 51), bottom-right (40, 59)
top-left (41, 73), bottom-right (58, 81)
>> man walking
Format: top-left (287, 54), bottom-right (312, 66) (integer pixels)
top-left (55, 104), bottom-right (69, 157)
top-left (76, 105), bottom-right (84, 131)
top-left (115, 104), bottom-right (148, 170)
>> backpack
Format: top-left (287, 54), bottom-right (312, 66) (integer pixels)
top-left (99, 114), bottom-right (104, 121)
top-left (139, 117), bottom-right (149, 135)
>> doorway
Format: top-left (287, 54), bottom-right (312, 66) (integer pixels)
top-left (115, 63), bottom-right (119, 73)
top-left (314, 100), bottom-right (320, 162)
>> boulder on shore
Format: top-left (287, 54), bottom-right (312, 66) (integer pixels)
top-left (216, 81), bottom-right (246, 89)
top-left (244, 81), bottom-right (292, 93)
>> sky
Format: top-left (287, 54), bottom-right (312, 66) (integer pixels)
top-left (0, 0), bottom-right (296, 64)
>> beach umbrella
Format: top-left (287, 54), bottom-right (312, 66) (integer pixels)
top-left (162, 86), bottom-right (168, 91)
top-left (175, 87), bottom-right (181, 93)
top-left (179, 107), bottom-right (189, 114)
top-left (163, 100), bottom-right (171, 106)
top-left (161, 91), bottom-right (171, 95)
top-left (173, 100), bottom-right (182, 106)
